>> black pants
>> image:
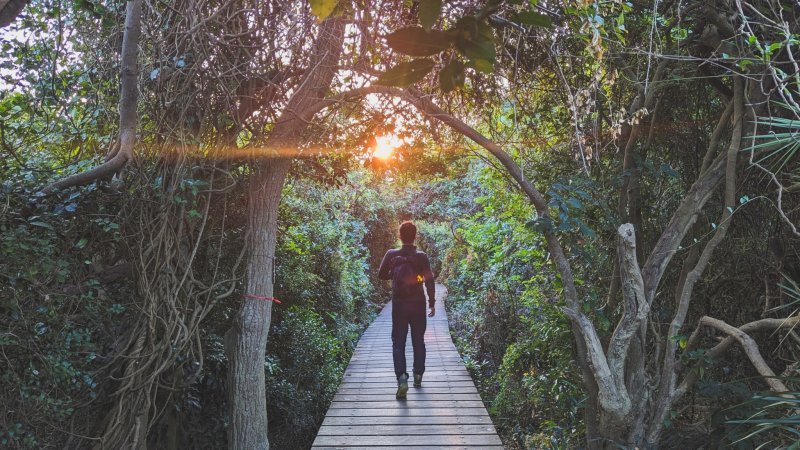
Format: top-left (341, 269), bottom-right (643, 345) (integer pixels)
top-left (391, 299), bottom-right (426, 377)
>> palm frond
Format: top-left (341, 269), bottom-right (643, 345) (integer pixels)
top-left (747, 103), bottom-right (800, 173)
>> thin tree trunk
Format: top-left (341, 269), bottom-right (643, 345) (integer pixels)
top-left (608, 62), bottom-right (666, 310)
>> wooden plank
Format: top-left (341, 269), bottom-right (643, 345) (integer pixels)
top-left (329, 400), bottom-right (486, 409)
top-left (345, 366), bottom-right (464, 371)
top-left (339, 379), bottom-right (475, 389)
top-left (340, 376), bottom-right (474, 381)
top-left (337, 381), bottom-right (477, 388)
top-left (337, 388), bottom-right (479, 395)
top-left (316, 424), bottom-right (498, 436)
top-left (313, 447), bottom-right (505, 450)
top-left (312, 435), bottom-right (504, 447)
top-left (339, 377), bottom-right (475, 384)
top-left (346, 363), bottom-right (463, 366)
top-left (342, 370), bottom-right (471, 376)
top-left (334, 393), bottom-right (481, 402)
top-left (342, 372), bottom-right (471, 379)
top-left (320, 415), bottom-right (493, 427)
top-left (323, 408), bottom-right (491, 418)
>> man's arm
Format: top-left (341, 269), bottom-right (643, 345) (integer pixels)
top-left (420, 253), bottom-right (435, 308)
top-left (377, 250), bottom-right (393, 280)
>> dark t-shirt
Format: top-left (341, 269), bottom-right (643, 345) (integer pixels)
top-left (378, 244), bottom-right (436, 308)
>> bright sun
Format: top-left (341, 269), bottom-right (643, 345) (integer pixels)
top-left (372, 134), bottom-right (402, 159)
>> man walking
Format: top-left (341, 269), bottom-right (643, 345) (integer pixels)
top-left (378, 221), bottom-right (436, 399)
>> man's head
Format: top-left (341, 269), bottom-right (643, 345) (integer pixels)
top-left (399, 221), bottom-right (416, 245)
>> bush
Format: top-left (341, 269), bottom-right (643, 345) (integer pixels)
top-left (265, 306), bottom-right (350, 448)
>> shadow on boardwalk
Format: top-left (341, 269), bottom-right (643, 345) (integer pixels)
top-left (311, 284), bottom-right (504, 449)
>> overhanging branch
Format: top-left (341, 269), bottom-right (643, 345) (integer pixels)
top-left (688, 316), bottom-right (792, 393)
top-left (39, 0), bottom-right (142, 195)
top-left (677, 315), bottom-right (800, 397)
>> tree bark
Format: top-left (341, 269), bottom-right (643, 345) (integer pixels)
top-left (226, 158), bottom-right (290, 450)
top-left (0, 0), bottom-right (28, 28)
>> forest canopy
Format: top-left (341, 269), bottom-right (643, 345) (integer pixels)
top-left (1, 0), bottom-right (799, 449)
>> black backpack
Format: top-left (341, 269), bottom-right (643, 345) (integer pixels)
top-left (391, 254), bottom-right (423, 298)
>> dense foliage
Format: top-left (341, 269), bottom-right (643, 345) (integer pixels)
top-left (3, 0), bottom-right (800, 448)
top-left (436, 164), bottom-right (586, 447)
top-left (0, 160), bottom-right (403, 448)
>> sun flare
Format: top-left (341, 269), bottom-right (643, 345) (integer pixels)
top-left (372, 134), bottom-right (402, 159)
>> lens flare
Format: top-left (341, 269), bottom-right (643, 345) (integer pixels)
top-left (373, 134), bottom-right (402, 159)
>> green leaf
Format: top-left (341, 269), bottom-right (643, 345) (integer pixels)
top-left (375, 59), bottom-right (436, 87)
top-left (515, 11), bottom-right (552, 28)
top-left (438, 59), bottom-right (465, 92)
top-left (418, 0), bottom-right (442, 32)
top-left (454, 18), bottom-right (496, 67)
top-left (29, 221), bottom-right (53, 230)
top-left (468, 58), bottom-right (495, 73)
top-left (75, 237), bottom-right (88, 249)
top-left (566, 197), bottom-right (583, 209)
top-left (310, 0), bottom-right (338, 21)
top-left (386, 27), bottom-right (450, 57)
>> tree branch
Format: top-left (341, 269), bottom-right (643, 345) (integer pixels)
top-left (689, 316), bottom-right (791, 393)
top-left (0, 0), bottom-right (28, 28)
top-left (647, 76), bottom-right (745, 442)
top-left (677, 315), bottom-right (800, 398)
top-left (699, 98), bottom-right (733, 175)
top-left (39, 0), bottom-right (142, 194)
top-left (607, 224), bottom-right (648, 392)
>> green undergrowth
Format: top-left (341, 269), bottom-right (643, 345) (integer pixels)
top-left (435, 163), bottom-right (590, 449)
top-left (0, 161), bottom-right (395, 449)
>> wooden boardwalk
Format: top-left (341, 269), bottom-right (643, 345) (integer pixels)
top-left (311, 284), bottom-right (504, 449)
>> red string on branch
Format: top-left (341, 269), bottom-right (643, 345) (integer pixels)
top-left (242, 294), bottom-right (282, 304)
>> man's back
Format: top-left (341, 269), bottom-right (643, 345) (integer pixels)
top-left (378, 244), bottom-right (435, 306)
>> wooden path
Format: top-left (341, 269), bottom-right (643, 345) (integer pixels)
top-left (311, 284), bottom-right (504, 449)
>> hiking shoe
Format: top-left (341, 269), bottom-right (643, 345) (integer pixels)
top-left (413, 373), bottom-right (423, 388)
top-left (396, 373), bottom-right (409, 399)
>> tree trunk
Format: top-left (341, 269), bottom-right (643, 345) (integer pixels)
top-left (227, 158), bottom-right (291, 450)
top-left (225, 17), bottom-right (345, 450)
top-left (0, 0), bottom-right (28, 28)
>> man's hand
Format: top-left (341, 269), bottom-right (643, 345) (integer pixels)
top-left (428, 307), bottom-right (436, 317)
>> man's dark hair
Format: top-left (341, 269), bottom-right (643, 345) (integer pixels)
top-left (399, 221), bottom-right (416, 244)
